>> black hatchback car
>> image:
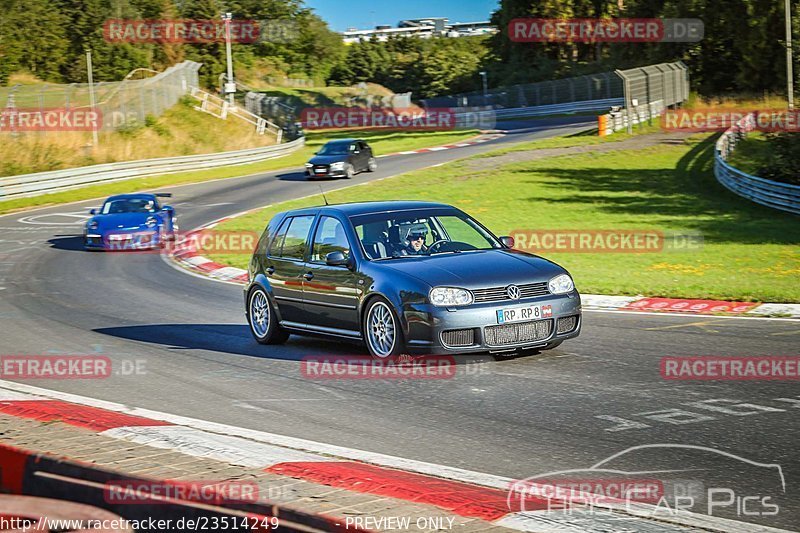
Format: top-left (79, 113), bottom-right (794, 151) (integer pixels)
top-left (244, 201), bottom-right (581, 358)
top-left (305, 139), bottom-right (377, 179)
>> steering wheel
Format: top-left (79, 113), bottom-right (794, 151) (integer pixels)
top-left (427, 239), bottom-right (449, 253)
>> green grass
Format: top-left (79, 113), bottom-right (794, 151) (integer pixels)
top-left (0, 128), bottom-right (479, 215)
top-left (209, 130), bottom-right (800, 303)
top-left (727, 132), bottom-right (770, 175)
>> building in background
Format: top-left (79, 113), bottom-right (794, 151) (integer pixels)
top-left (342, 17), bottom-right (495, 43)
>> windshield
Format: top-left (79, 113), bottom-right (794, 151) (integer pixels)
top-left (316, 142), bottom-right (352, 156)
top-left (350, 208), bottom-right (501, 259)
top-left (102, 198), bottom-right (158, 214)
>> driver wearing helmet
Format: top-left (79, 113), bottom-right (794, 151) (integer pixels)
top-left (404, 228), bottom-right (428, 255)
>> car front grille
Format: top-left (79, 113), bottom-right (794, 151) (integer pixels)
top-left (557, 315), bottom-right (579, 334)
top-left (472, 282), bottom-right (550, 303)
top-left (313, 165), bottom-right (329, 174)
top-left (441, 328), bottom-right (475, 347)
top-left (484, 319), bottom-right (553, 346)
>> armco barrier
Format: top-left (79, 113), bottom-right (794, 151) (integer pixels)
top-left (0, 442), bottom-right (358, 532)
top-left (0, 137), bottom-right (305, 200)
top-left (714, 113), bottom-right (800, 215)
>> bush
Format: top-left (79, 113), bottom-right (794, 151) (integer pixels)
top-left (757, 133), bottom-right (800, 185)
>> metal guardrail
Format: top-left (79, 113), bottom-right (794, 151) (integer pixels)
top-left (0, 137), bottom-right (305, 200)
top-left (714, 113), bottom-right (800, 215)
top-left (599, 100), bottom-right (665, 135)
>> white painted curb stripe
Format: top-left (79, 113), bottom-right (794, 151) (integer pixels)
top-left (102, 426), bottom-right (335, 468)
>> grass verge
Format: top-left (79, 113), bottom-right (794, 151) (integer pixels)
top-left (0, 128), bottom-right (479, 215)
top-left (208, 130), bottom-right (800, 303)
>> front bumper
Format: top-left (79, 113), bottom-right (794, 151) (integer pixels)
top-left (305, 166), bottom-right (346, 178)
top-left (403, 292), bottom-right (582, 355)
top-left (84, 230), bottom-right (162, 250)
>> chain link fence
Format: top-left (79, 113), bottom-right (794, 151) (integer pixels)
top-left (0, 61), bottom-right (201, 133)
top-left (421, 62), bottom-right (689, 117)
top-left (421, 72), bottom-right (623, 109)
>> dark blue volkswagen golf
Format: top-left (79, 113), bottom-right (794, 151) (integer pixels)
top-left (244, 201), bottom-right (581, 358)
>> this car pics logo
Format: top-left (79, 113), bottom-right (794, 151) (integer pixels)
top-left (507, 444), bottom-right (785, 520)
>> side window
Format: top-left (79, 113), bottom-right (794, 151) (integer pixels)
top-left (280, 215), bottom-right (315, 260)
top-left (349, 143), bottom-right (357, 153)
top-left (267, 217), bottom-right (291, 257)
top-left (311, 216), bottom-right (351, 263)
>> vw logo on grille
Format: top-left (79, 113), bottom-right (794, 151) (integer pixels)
top-left (506, 285), bottom-right (521, 300)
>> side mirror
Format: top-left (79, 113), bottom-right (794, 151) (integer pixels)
top-left (325, 250), bottom-right (349, 267)
top-left (89, 208), bottom-right (97, 215)
top-left (499, 236), bottom-right (514, 248)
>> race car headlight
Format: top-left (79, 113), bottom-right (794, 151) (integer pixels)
top-left (548, 274), bottom-right (575, 294)
top-left (430, 287), bottom-right (474, 306)
top-left (305, 163), bottom-right (313, 168)
top-left (87, 220), bottom-right (98, 231)
top-left (330, 161), bottom-right (345, 170)
top-left (145, 216), bottom-right (158, 229)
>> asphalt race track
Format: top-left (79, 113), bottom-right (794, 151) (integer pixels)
top-left (1, 116), bottom-right (798, 530)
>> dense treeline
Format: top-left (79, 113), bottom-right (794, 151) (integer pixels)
top-left (488, 0), bottom-right (799, 96)
top-left (0, 0), bottom-right (344, 87)
top-left (0, 0), bottom-right (798, 98)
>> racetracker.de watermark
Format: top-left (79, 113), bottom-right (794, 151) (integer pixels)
top-left (662, 109), bottom-right (800, 132)
top-left (104, 480), bottom-right (266, 505)
top-left (661, 356), bottom-right (800, 381)
top-left (0, 355), bottom-right (145, 379)
top-left (301, 355), bottom-right (458, 380)
top-left (509, 229), bottom-right (703, 253)
top-left (508, 18), bottom-right (704, 43)
top-left (508, 477), bottom-right (666, 512)
top-left (103, 19), bottom-right (298, 44)
top-left (300, 107), bottom-right (460, 131)
top-left (0, 108), bottom-right (102, 132)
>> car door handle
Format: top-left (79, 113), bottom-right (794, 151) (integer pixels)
top-left (303, 272), bottom-right (314, 281)
top-left (266, 266), bottom-right (275, 275)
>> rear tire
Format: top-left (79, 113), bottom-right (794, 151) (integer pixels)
top-left (248, 287), bottom-right (289, 345)
top-left (367, 157), bottom-right (377, 172)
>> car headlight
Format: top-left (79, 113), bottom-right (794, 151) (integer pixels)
top-left (429, 287), bottom-right (474, 306)
top-left (548, 274), bottom-right (574, 294)
top-left (145, 216), bottom-right (158, 229)
top-left (305, 163), bottom-right (313, 168)
top-left (330, 161), bottom-right (345, 170)
top-left (87, 220), bottom-right (98, 231)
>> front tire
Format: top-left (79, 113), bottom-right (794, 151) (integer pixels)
top-left (363, 297), bottom-right (404, 359)
top-left (248, 287), bottom-right (289, 345)
top-left (345, 164), bottom-right (355, 179)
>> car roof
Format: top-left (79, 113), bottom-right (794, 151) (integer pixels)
top-left (321, 201), bottom-right (454, 217)
top-left (104, 193), bottom-right (157, 202)
top-left (323, 138), bottom-right (363, 145)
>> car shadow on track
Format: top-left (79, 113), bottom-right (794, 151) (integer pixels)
top-left (92, 324), bottom-right (515, 365)
top-left (94, 324), bottom-right (360, 361)
top-left (277, 171), bottom-right (344, 182)
top-left (47, 235), bottom-right (86, 252)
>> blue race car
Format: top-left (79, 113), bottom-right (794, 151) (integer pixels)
top-left (84, 193), bottom-right (177, 251)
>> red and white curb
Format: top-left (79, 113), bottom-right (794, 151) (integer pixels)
top-left (0, 381), bottom-right (792, 533)
top-left (391, 133), bottom-right (505, 155)
top-left (581, 295), bottom-right (800, 319)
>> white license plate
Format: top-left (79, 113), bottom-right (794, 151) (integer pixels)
top-left (496, 304), bottom-right (552, 324)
